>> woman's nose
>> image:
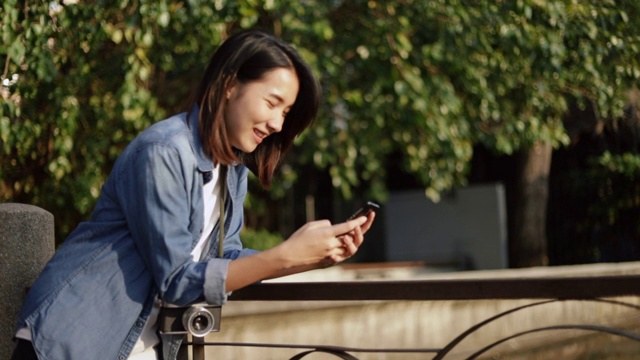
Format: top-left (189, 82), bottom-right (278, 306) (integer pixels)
top-left (267, 114), bottom-right (284, 134)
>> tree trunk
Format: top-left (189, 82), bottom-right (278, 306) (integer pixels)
top-left (510, 141), bottom-right (553, 267)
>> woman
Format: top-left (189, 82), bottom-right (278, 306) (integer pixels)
top-left (12, 29), bottom-right (375, 360)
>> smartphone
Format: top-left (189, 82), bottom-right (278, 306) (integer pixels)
top-left (347, 201), bottom-right (380, 220)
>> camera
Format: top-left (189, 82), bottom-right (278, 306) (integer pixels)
top-left (158, 304), bottom-right (222, 337)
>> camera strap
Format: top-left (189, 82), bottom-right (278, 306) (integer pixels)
top-left (216, 165), bottom-right (228, 259)
top-left (196, 165), bottom-right (227, 262)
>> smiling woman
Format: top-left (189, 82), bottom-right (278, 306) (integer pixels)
top-left (11, 29), bottom-right (377, 360)
top-left (192, 30), bottom-right (320, 189)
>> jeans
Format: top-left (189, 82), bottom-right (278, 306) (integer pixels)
top-left (11, 339), bottom-right (38, 360)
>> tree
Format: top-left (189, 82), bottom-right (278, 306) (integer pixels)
top-left (295, 0), bottom-right (640, 266)
top-left (2, 1), bottom-right (639, 267)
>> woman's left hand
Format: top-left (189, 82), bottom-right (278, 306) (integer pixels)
top-left (326, 211), bottom-right (375, 265)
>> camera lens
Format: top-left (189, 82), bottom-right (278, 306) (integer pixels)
top-left (182, 306), bottom-right (215, 337)
top-left (192, 315), bottom-right (209, 331)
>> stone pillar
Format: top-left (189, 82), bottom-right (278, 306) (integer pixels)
top-left (0, 203), bottom-right (54, 359)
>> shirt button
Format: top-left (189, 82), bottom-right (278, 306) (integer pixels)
top-left (136, 320), bottom-right (144, 327)
top-left (119, 356), bottom-right (126, 360)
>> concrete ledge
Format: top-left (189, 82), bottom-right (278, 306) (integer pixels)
top-left (224, 261), bottom-right (640, 316)
top-left (0, 203), bottom-right (54, 359)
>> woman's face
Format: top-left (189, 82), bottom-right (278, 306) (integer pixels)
top-left (224, 67), bottom-right (299, 153)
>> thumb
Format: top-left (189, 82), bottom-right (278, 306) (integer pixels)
top-left (332, 217), bottom-right (367, 236)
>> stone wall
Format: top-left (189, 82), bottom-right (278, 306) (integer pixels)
top-left (0, 204), bottom-right (55, 359)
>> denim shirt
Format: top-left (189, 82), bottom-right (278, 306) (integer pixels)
top-left (15, 110), bottom-right (257, 360)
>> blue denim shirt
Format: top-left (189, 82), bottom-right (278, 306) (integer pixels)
top-left (16, 110), bottom-right (257, 360)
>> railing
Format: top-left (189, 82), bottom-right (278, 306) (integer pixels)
top-left (182, 274), bottom-right (640, 359)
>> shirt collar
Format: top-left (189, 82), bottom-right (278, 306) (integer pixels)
top-left (187, 105), bottom-right (214, 173)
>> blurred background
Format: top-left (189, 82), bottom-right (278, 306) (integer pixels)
top-left (2, 0), bottom-right (639, 271)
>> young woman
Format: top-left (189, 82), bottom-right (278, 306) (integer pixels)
top-left (12, 29), bottom-right (375, 360)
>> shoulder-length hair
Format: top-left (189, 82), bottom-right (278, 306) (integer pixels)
top-left (190, 29), bottom-right (321, 188)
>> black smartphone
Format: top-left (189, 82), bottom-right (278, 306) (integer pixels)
top-left (347, 201), bottom-right (380, 220)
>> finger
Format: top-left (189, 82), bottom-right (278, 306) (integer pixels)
top-left (306, 219), bottom-right (332, 229)
top-left (340, 222), bottom-right (364, 244)
top-left (328, 251), bottom-right (349, 263)
top-left (341, 235), bottom-right (358, 254)
top-left (321, 235), bottom-right (345, 255)
top-left (339, 230), bottom-right (355, 239)
top-left (331, 217), bottom-right (367, 237)
top-left (351, 225), bottom-right (364, 247)
top-left (328, 236), bottom-right (344, 250)
top-left (360, 212), bottom-right (376, 233)
top-left (328, 245), bottom-right (346, 259)
top-left (327, 254), bottom-right (341, 264)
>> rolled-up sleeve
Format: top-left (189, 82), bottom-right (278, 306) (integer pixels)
top-left (203, 248), bottom-right (260, 304)
top-left (203, 258), bottom-right (232, 305)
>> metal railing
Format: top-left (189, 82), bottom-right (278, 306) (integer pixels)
top-left (182, 274), bottom-right (640, 359)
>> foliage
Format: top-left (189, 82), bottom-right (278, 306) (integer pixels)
top-left (595, 152), bottom-right (640, 180)
top-left (290, 0), bottom-right (640, 201)
top-left (572, 151), bottom-right (640, 232)
top-left (1, 0), bottom-right (639, 242)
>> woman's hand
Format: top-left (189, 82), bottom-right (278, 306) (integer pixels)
top-left (328, 211), bottom-right (375, 266)
top-left (276, 211), bottom-right (376, 269)
top-left (226, 211), bottom-right (376, 292)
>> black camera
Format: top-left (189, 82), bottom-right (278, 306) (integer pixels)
top-left (158, 304), bottom-right (222, 337)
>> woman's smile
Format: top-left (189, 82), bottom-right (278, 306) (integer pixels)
top-left (253, 128), bottom-right (268, 144)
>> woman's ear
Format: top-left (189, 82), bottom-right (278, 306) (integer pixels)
top-left (225, 80), bottom-right (237, 100)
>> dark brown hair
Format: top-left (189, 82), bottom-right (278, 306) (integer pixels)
top-left (190, 29), bottom-right (320, 188)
